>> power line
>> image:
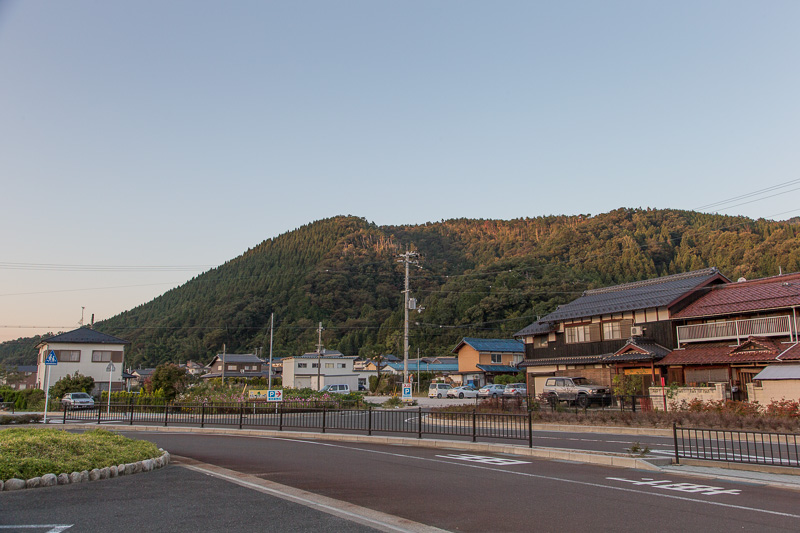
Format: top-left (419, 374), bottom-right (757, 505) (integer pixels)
top-left (0, 262), bottom-right (213, 272)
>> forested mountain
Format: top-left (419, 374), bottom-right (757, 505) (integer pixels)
top-left (4, 208), bottom-right (800, 368)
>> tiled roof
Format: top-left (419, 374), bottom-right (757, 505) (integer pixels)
top-left (201, 371), bottom-right (271, 379)
top-left (16, 365), bottom-right (37, 373)
top-left (672, 272), bottom-right (800, 319)
top-left (209, 354), bottom-right (264, 364)
top-left (519, 354), bottom-right (610, 367)
top-left (386, 362), bottom-right (460, 372)
top-left (526, 268), bottom-right (724, 326)
top-left (452, 338), bottom-right (524, 354)
top-left (476, 364), bottom-right (519, 373)
top-left (513, 321), bottom-right (553, 338)
top-left (657, 338), bottom-right (800, 365)
top-left (41, 327), bottom-right (128, 345)
top-left (612, 337), bottom-right (671, 359)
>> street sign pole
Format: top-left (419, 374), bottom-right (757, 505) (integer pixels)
top-left (106, 363), bottom-right (116, 411)
top-left (43, 350), bottom-right (58, 424)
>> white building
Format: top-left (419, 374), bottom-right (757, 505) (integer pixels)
top-left (36, 328), bottom-right (128, 394)
top-left (282, 350), bottom-right (358, 390)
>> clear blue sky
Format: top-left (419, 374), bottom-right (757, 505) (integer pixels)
top-left (1, 1), bottom-right (799, 342)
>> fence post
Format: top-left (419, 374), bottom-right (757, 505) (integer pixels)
top-left (97, 404), bottom-right (102, 425)
top-left (239, 404), bottom-right (244, 429)
top-left (322, 405), bottom-right (327, 434)
top-left (472, 409), bottom-right (477, 443)
top-left (368, 406), bottom-right (372, 436)
top-left (418, 407), bottom-right (422, 439)
top-left (62, 406), bottom-right (67, 425)
top-left (129, 401), bottom-right (134, 426)
top-left (201, 402), bottom-right (205, 428)
top-left (673, 422), bottom-right (680, 465)
top-left (279, 403), bottom-right (284, 431)
top-left (164, 402), bottom-right (169, 427)
top-left (632, 396), bottom-right (637, 413)
top-left (528, 410), bottom-right (533, 448)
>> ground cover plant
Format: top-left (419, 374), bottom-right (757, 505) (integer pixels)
top-left (0, 427), bottom-right (160, 480)
top-left (433, 398), bottom-right (800, 433)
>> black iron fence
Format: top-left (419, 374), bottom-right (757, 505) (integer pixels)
top-left (673, 424), bottom-right (800, 468)
top-left (64, 402), bottom-right (535, 447)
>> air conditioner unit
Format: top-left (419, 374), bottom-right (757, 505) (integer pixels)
top-left (630, 326), bottom-right (643, 336)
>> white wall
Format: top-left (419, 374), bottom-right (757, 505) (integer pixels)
top-left (36, 342), bottom-right (125, 393)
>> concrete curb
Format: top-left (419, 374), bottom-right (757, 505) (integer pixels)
top-left (60, 423), bottom-right (669, 472)
top-left (1, 449), bottom-right (170, 492)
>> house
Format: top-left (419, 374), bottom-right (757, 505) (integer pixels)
top-left (131, 368), bottom-right (156, 387)
top-left (451, 338), bottom-right (525, 387)
top-left (201, 353), bottom-right (269, 380)
top-left (281, 349), bottom-right (358, 390)
top-left (181, 360), bottom-right (206, 376)
top-left (0, 365), bottom-right (38, 390)
top-left (514, 268), bottom-right (728, 396)
top-left (748, 364), bottom-right (800, 404)
top-left (657, 272), bottom-right (800, 399)
top-left (35, 327), bottom-right (128, 395)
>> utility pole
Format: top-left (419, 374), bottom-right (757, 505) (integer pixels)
top-left (316, 322), bottom-right (324, 390)
top-left (222, 343), bottom-right (226, 385)
top-left (398, 249), bottom-right (419, 384)
top-left (267, 312), bottom-right (274, 390)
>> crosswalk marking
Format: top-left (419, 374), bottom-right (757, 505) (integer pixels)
top-left (607, 477), bottom-right (741, 496)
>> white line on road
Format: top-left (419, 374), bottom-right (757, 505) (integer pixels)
top-left (436, 453), bottom-right (530, 465)
top-left (261, 436), bottom-right (800, 519)
top-left (0, 526), bottom-right (73, 532)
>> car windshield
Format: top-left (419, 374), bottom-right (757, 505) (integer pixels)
top-left (572, 378), bottom-right (590, 385)
top-left (72, 393), bottom-right (91, 399)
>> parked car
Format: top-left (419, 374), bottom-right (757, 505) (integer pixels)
top-left (61, 392), bottom-right (95, 410)
top-left (319, 384), bottom-right (351, 394)
top-left (502, 383), bottom-right (528, 397)
top-left (446, 385), bottom-right (479, 399)
top-left (542, 377), bottom-right (612, 407)
top-left (478, 383), bottom-right (506, 398)
top-left (428, 382), bottom-right (453, 398)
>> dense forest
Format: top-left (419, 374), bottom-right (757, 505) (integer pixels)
top-left (3, 208), bottom-right (800, 368)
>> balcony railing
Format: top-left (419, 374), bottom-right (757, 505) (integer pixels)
top-left (676, 315), bottom-right (794, 347)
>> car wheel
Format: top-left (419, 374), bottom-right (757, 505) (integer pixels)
top-left (576, 395), bottom-right (589, 408)
top-left (437, 393), bottom-right (442, 398)
top-left (492, 393), bottom-right (498, 398)
top-left (459, 393), bottom-right (464, 398)
top-left (548, 394), bottom-right (558, 405)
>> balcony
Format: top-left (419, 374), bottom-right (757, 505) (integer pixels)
top-left (676, 315), bottom-right (795, 347)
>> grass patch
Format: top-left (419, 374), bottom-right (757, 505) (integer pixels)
top-left (0, 428), bottom-right (161, 480)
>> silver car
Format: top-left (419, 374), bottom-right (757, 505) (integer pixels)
top-left (61, 392), bottom-right (95, 410)
top-left (478, 383), bottom-right (506, 398)
top-left (446, 385), bottom-right (479, 399)
top-left (503, 383), bottom-right (528, 397)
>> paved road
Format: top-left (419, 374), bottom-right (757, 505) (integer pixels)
top-left (121, 431), bottom-right (800, 532)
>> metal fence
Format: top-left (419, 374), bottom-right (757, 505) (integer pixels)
top-left (673, 424), bottom-right (800, 468)
top-left (64, 402), bottom-right (535, 447)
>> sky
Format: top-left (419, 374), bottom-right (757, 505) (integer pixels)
top-left (1, 1), bottom-right (799, 342)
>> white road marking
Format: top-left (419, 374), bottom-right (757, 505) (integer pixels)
top-left (0, 526), bottom-right (73, 532)
top-left (607, 477), bottom-right (742, 496)
top-left (256, 436), bottom-right (800, 519)
top-left (436, 453), bottom-right (530, 465)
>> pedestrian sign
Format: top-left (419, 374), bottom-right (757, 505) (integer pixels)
top-left (267, 390), bottom-right (283, 402)
top-left (106, 363), bottom-right (116, 372)
top-left (45, 351), bottom-right (58, 365)
top-left (402, 385), bottom-right (412, 401)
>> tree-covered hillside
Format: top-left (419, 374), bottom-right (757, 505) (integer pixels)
top-left (3, 209), bottom-right (800, 368)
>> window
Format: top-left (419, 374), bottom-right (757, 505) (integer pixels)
top-left (227, 364), bottom-right (236, 371)
top-left (57, 350), bottom-right (80, 362)
top-left (325, 363), bottom-right (334, 368)
top-left (338, 363), bottom-right (346, 368)
top-left (312, 363), bottom-right (319, 368)
top-left (565, 324), bottom-right (599, 344)
top-left (533, 337), bottom-right (548, 348)
top-left (92, 351), bottom-right (112, 362)
top-left (602, 320), bottom-right (631, 340)
top-left (491, 354), bottom-right (502, 363)
top-left (298, 363), bottom-right (307, 368)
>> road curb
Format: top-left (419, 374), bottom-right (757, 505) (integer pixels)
top-left (61, 423), bottom-right (667, 472)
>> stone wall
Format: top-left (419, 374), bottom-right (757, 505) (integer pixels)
top-left (649, 383), bottom-right (728, 411)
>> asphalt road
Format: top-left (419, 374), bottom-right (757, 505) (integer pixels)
top-left (121, 432), bottom-right (800, 532)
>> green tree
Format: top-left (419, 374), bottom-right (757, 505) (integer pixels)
top-left (147, 363), bottom-right (188, 401)
top-left (51, 373), bottom-right (95, 398)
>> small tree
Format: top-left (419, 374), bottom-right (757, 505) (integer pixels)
top-left (147, 363), bottom-right (188, 401)
top-left (51, 373), bottom-right (95, 398)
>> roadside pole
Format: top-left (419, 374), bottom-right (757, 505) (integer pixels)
top-left (106, 362), bottom-right (116, 411)
top-left (43, 350), bottom-right (58, 424)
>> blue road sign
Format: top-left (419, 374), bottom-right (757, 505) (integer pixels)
top-left (267, 390), bottom-right (283, 402)
top-left (45, 350), bottom-right (58, 365)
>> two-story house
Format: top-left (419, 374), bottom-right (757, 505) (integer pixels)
top-left (202, 353), bottom-right (267, 379)
top-left (451, 338), bottom-right (525, 387)
top-left (35, 327), bottom-right (128, 394)
top-left (282, 349), bottom-right (358, 390)
top-left (514, 268), bottom-right (728, 396)
top-left (657, 272), bottom-right (800, 399)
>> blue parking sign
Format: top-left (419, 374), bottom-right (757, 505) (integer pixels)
top-left (267, 390), bottom-right (283, 402)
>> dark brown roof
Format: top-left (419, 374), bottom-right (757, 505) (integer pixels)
top-left (40, 327), bottom-right (128, 346)
top-left (672, 272), bottom-right (800, 319)
top-left (657, 337), bottom-right (800, 365)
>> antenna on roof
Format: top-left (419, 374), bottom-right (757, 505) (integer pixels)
top-left (79, 306), bottom-right (85, 326)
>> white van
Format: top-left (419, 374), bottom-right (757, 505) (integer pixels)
top-left (428, 382), bottom-right (452, 398)
top-left (320, 384), bottom-right (350, 394)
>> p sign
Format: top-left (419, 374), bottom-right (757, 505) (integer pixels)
top-left (267, 390), bottom-right (283, 402)
top-left (402, 385), bottom-right (412, 401)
